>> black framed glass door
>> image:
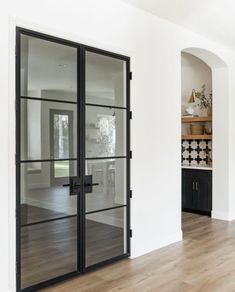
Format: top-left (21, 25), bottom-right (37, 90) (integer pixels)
top-left (16, 28), bottom-right (131, 291)
top-left (84, 50), bottom-right (129, 268)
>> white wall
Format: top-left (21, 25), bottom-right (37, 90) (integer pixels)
top-left (228, 62), bottom-right (235, 221)
top-left (212, 67), bottom-right (230, 220)
top-left (1, 1), bottom-right (235, 291)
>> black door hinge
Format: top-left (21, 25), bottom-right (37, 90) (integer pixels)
top-left (130, 229), bottom-right (133, 238)
top-left (129, 72), bottom-right (132, 80)
top-left (15, 153), bottom-right (20, 164)
top-left (130, 111), bottom-right (132, 119)
top-left (130, 151), bottom-right (132, 159)
top-left (130, 190), bottom-right (132, 198)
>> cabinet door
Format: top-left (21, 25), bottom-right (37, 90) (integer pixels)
top-left (182, 176), bottom-right (194, 209)
top-left (197, 179), bottom-right (212, 212)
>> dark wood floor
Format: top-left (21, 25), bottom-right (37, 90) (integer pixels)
top-left (21, 206), bottom-right (124, 289)
top-left (41, 212), bottom-right (235, 291)
top-left (21, 204), bottom-right (67, 225)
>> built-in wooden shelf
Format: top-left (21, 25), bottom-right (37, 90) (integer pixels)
top-left (182, 116), bottom-right (212, 123)
top-left (182, 134), bottom-right (212, 140)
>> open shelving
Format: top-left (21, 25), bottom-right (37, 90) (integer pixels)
top-left (181, 116), bottom-right (212, 140)
top-left (182, 134), bottom-right (212, 140)
top-left (181, 116), bottom-right (212, 123)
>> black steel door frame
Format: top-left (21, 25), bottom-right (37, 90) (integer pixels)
top-left (15, 27), bottom-right (131, 291)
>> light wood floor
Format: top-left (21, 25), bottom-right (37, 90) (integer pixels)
top-left (42, 212), bottom-right (235, 292)
top-left (21, 206), bottom-right (124, 289)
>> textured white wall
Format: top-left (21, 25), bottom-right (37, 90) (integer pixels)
top-left (1, 0), bottom-right (235, 291)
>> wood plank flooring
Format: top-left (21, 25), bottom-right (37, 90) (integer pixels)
top-left (41, 212), bottom-right (235, 292)
top-left (21, 206), bottom-right (124, 289)
top-left (21, 204), bottom-right (67, 225)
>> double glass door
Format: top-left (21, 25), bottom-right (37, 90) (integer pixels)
top-left (16, 28), bottom-right (130, 291)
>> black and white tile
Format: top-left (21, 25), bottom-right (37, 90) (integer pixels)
top-left (182, 140), bottom-right (212, 166)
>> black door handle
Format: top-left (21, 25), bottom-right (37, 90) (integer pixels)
top-left (63, 183), bottom-right (98, 187)
top-left (63, 177), bottom-right (81, 196)
top-left (62, 183), bottom-right (70, 187)
top-left (64, 176), bottom-right (98, 193)
top-left (62, 183), bottom-right (81, 187)
top-left (84, 183), bottom-right (99, 187)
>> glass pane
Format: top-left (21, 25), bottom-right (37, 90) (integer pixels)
top-left (20, 34), bottom-right (77, 102)
top-left (86, 207), bottom-right (126, 267)
top-left (54, 160), bottom-right (69, 178)
top-left (20, 99), bottom-right (77, 161)
top-left (86, 51), bottom-right (126, 107)
top-left (53, 113), bottom-right (69, 159)
top-left (85, 159), bottom-right (126, 213)
top-left (21, 217), bottom-right (77, 289)
top-left (20, 161), bottom-right (77, 225)
top-left (86, 106), bottom-right (126, 158)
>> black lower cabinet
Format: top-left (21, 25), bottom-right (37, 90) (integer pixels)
top-left (182, 169), bottom-right (212, 216)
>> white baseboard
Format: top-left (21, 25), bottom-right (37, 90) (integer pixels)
top-left (212, 210), bottom-right (231, 221)
top-left (130, 229), bottom-right (183, 259)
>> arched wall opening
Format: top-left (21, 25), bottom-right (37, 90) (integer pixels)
top-left (181, 47), bottom-right (230, 220)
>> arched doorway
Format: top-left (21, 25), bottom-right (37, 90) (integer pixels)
top-left (181, 47), bottom-right (229, 221)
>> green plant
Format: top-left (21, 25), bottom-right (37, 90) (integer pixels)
top-left (197, 84), bottom-right (212, 109)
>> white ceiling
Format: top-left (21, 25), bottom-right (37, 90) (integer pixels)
top-left (121, 0), bottom-right (235, 51)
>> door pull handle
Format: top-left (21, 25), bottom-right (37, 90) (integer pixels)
top-left (193, 182), bottom-right (195, 190)
top-left (84, 183), bottom-right (99, 187)
top-left (196, 182), bottom-right (198, 191)
top-left (62, 183), bottom-right (81, 188)
top-left (63, 183), bottom-right (98, 187)
top-left (63, 176), bottom-right (81, 196)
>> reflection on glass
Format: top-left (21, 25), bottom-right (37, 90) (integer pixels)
top-left (85, 207), bottom-right (126, 267)
top-left (20, 34), bottom-right (77, 101)
top-left (21, 217), bottom-right (77, 289)
top-left (86, 51), bottom-right (126, 107)
top-left (85, 159), bottom-right (126, 213)
top-left (20, 99), bottom-right (77, 161)
top-left (20, 162), bottom-right (77, 225)
top-left (86, 106), bottom-right (126, 158)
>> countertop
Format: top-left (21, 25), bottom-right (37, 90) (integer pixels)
top-left (182, 165), bottom-right (212, 171)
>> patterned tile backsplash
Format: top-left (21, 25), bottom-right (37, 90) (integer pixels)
top-left (182, 140), bottom-right (212, 166)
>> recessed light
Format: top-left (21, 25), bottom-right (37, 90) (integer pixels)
top-left (57, 63), bottom-right (67, 67)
